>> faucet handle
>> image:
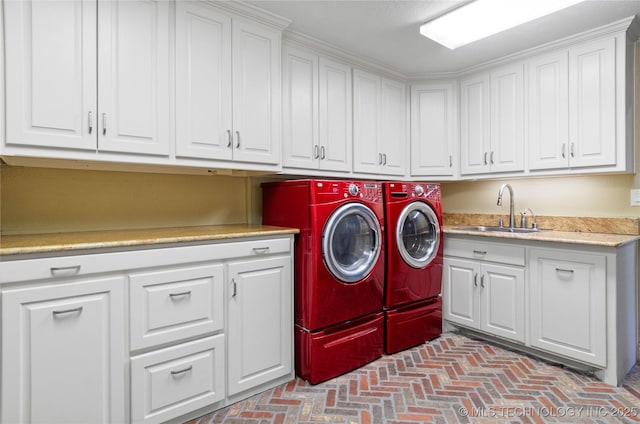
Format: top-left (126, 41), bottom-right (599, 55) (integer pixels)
top-left (522, 208), bottom-right (537, 229)
top-left (519, 212), bottom-right (527, 228)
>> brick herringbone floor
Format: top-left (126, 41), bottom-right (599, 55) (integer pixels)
top-left (191, 333), bottom-right (640, 423)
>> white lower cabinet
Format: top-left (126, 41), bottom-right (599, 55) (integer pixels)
top-left (131, 335), bottom-right (225, 424)
top-left (444, 234), bottom-right (637, 386)
top-left (227, 256), bottom-right (292, 396)
top-left (529, 248), bottom-right (606, 367)
top-left (443, 241), bottom-right (525, 343)
top-left (1, 276), bottom-right (126, 424)
top-left (0, 235), bottom-right (295, 424)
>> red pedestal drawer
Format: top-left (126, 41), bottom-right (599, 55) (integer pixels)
top-left (385, 297), bottom-right (442, 354)
top-left (295, 312), bottom-right (384, 384)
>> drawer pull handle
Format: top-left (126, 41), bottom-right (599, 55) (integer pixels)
top-left (50, 265), bottom-right (81, 276)
top-left (53, 306), bottom-right (83, 316)
top-left (235, 131), bottom-right (240, 148)
top-left (473, 273), bottom-right (478, 287)
top-left (480, 274), bottom-right (485, 288)
top-left (473, 250), bottom-right (487, 256)
top-left (556, 268), bottom-right (574, 274)
top-left (226, 129), bottom-right (232, 148)
top-left (314, 145), bottom-right (320, 159)
top-left (232, 278), bottom-right (237, 298)
top-left (170, 365), bottom-right (193, 376)
top-left (252, 247), bottom-right (270, 254)
top-left (169, 291), bottom-right (191, 299)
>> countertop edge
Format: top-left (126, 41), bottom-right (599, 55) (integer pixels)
top-left (444, 226), bottom-right (640, 248)
top-left (0, 226), bottom-right (300, 257)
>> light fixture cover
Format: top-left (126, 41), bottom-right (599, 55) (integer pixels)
top-left (420, 0), bottom-right (585, 49)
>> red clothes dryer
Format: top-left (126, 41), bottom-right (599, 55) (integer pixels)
top-left (383, 182), bottom-right (443, 354)
top-left (262, 180), bottom-right (385, 384)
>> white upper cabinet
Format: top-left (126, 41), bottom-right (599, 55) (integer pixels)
top-left (231, 17), bottom-right (281, 165)
top-left (489, 63), bottom-right (524, 173)
top-left (460, 73), bottom-right (491, 175)
top-left (529, 38), bottom-right (616, 171)
top-left (5, 0), bottom-right (171, 156)
top-left (175, 3), bottom-right (281, 166)
top-left (460, 64), bottom-right (524, 176)
top-left (527, 50), bottom-right (570, 170)
top-left (282, 46), bottom-right (319, 169)
top-left (98, 0), bottom-right (171, 156)
top-left (568, 37), bottom-right (616, 168)
top-left (318, 58), bottom-right (352, 172)
top-left (175, 2), bottom-right (233, 161)
top-left (353, 69), bottom-right (406, 176)
top-left (5, 0), bottom-right (97, 151)
top-left (410, 81), bottom-right (457, 177)
top-left (281, 47), bottom-right (351, 172)
top-left (379, 78), bottom-right (407, 175)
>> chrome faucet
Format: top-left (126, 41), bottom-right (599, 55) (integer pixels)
top-left (496, 183), bottom-right (515, 228)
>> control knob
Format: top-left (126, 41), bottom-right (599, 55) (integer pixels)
top-left (414, 185), bottom-right (424, 196)
top-left (348, 184), bottom-right (359, 196)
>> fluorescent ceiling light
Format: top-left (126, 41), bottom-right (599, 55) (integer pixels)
top-left (420, 0), bottom-right (585, 50)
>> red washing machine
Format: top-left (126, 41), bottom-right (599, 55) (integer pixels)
top-left (262, 180), bottom-right (385, 384)
top-left (383, 182), bottom-right (443, 354)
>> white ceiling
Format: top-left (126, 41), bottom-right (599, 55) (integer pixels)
top-left (248, 0), bottom-right (640, 76)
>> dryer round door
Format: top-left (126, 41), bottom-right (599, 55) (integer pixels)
top-left (322, 203), bottom-right (382, 283)
top-left (396, 201), bottom-right (441, 269)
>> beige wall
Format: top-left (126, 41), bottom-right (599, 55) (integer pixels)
top-left (441, 173), bottom-right (638, 218)
top-left (0, 166), bottom-right (249, 235)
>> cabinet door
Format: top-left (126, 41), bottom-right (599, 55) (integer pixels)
top-left (227, 255), bottom-right (292, 396)
top-left (410, 82), bottom-right (456, 177)
top-left (481, 263), bottom-right (525, 343)
top-left (490, 63), bottom-right (524, 173)
top-left (318, 58), bottom-right (352, 172)
top-left (231, 18), bottom-right (281, 165)
top-left (443, 258), bottom-right (480, 329)
top-left (1, 276), bottom-right (126, 424)
top-left (529, 249), bottom-right (606, 367)
top-left (460, 73), bottom-right (491, 175)
top-left (98, 0), bottom-right (171, 156)
top-left (569, 37), bottom-right (616, 168)
top-left (379, 78), bottom-right (407, 176)
top-left (528, 51), bottom-right (570, 170)
top-left (282, 46), bottom-right (319, 170)
top-left (175, 1), bottom-right (233, 161)
top-left (5, 0), bottom-right (97, 150)
top-left (353, 69), bottom-right (381, 174)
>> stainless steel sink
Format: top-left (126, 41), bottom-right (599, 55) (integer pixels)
top-left (457, 225), bottom-right (542, 234)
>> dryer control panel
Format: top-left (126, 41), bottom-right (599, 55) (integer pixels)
top-left (314, 181), bottom-right (382, 202)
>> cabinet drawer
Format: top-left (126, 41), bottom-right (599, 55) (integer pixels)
top-left (221, 237), bottom-right (291, 258)
top-left (131, 335), bottom-right (225, 424)
top-left (444, 238), bottom-right (525, 266)
top-left (130, 264), bottom-right (224, 351)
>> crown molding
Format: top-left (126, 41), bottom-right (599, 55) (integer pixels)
top-left (283, 29), bottom-right (408, 81)
top-left (204, 0), bottom-right (291, 30)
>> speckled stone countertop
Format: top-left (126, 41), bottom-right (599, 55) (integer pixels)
top-left (0, 225), bottom-right (299, 256)
top-left (444, 226), bottom-right (640, 247)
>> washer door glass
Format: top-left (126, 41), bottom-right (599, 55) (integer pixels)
top-left (396, 202), bottom-right (440, 269)
top-left (322, 203), bottom-right (382, 283)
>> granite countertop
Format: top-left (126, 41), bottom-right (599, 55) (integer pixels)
top-left (0, 225), bottom-right (300, 256)
top-left (444, 225), bottom-right (640, 247)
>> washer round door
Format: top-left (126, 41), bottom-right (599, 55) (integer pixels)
top-left (396, 201), bottom-right (440, 269)
top-left (322, 203), bottom-right (382, 283)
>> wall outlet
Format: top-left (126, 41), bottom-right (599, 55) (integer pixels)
top-left (630, 189), bottom-right (640, 206)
